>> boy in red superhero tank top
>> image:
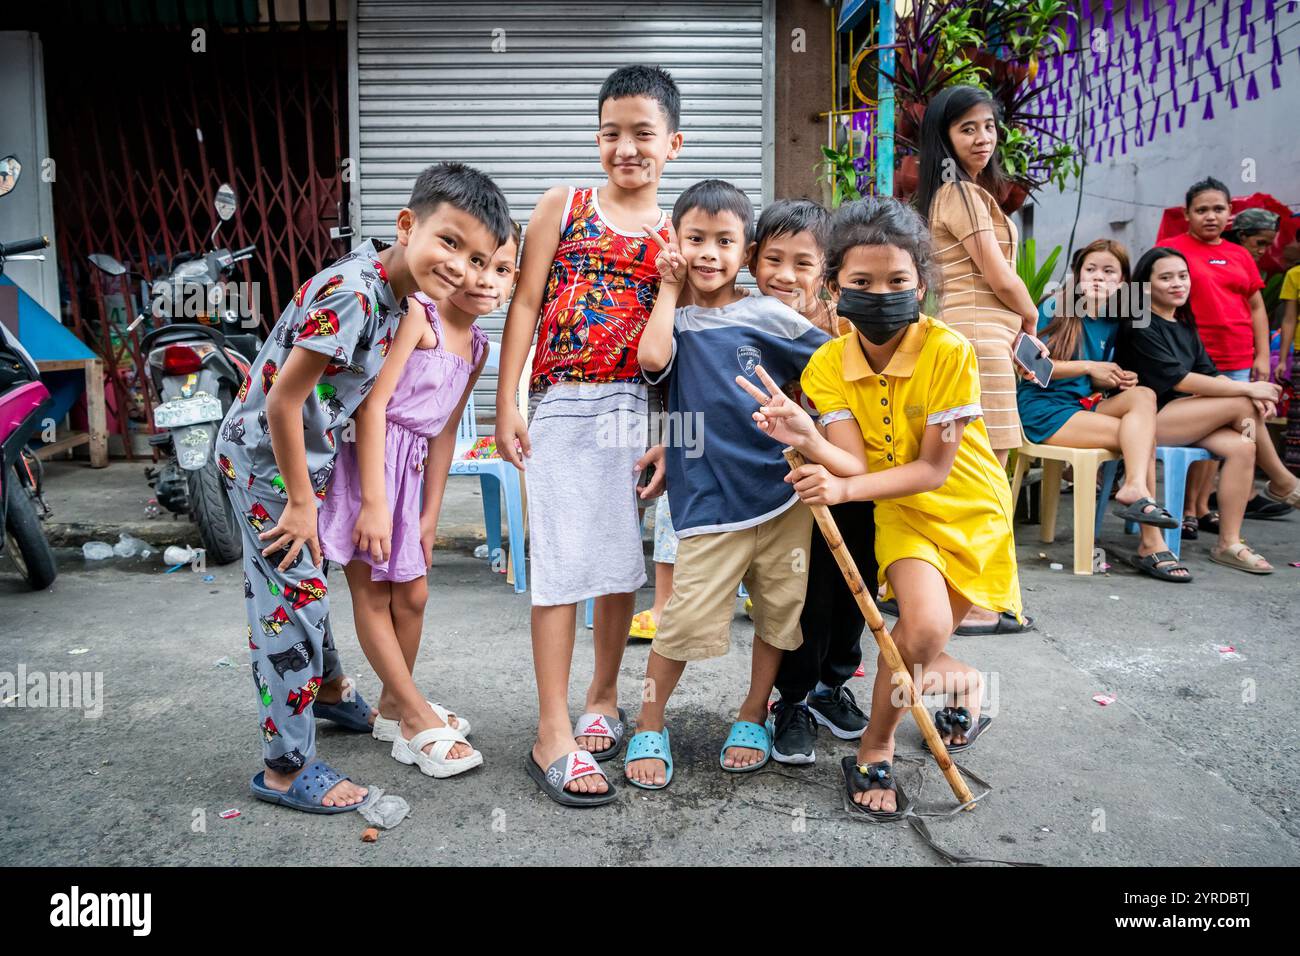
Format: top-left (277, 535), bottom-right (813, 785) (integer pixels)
top-left (495, 66), bottom-right (680, 806)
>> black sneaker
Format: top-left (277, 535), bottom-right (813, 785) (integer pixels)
top-left (768, 699), bottom-right (817, 765)
top-left (808, 685), bottom-right (869, 740)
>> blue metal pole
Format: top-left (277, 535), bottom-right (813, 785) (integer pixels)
top-left (876, 0), bottom-right (895, 197)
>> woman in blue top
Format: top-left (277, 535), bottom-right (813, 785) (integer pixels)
top-left (1016, 239), bottom-right (1189, 582)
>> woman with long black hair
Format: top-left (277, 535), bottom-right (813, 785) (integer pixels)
top-left (916, 84), bottom-right (1038, 467)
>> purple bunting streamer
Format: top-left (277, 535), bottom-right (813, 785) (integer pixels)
top-left (1165, 113), bottom-right (1172, 134)
top-left (1248, 23), bottom-right (1257, 55)
top-left (1143, 0), bottom-right (1151, 22)
top-left (1220, 1), bottom-right (1230, 48)
top-left (1185, 0), bottom-right (1196, 23)
top-left (1273, 35), bottom-right (1282, 65)
top-left (1246, 72), bottom-right (1260, 100)
top-left (1212, 66), bottom-right (1223, 93)
top-left (1192, 77), bottom-right (1200, 101)
top-left (1227, 80), bottom-right (1238, 109)
top-left (1271, 64), bottom-right (1281, 88)
top-left (1179, 104), bottom-right (1188, 127)
top-left (1240, 0), bottom-right (1252, 36)
top-left (1168, 0), bottom-right (1178, 32)
top-left (1125, 1), bottom-right (1134, 36)
top-left (1202, 95), bottom-right (1214, 120)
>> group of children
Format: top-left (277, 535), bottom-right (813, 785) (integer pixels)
top-left (218, 64), bottom-right (1021, 817)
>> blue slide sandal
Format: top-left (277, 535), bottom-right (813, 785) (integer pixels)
top-left (719, 720), bottom-right (771, 773)
top-left (250, 760), bottom-right (370, 815)
top-left (625, 728), bottom-right (673, 790)
top-left (314, 689), bottom-right (374, 733)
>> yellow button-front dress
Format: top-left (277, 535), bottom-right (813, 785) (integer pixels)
top-left (800, 315), bottom-right (1022, 618)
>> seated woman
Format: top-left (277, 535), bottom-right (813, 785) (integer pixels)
top-left (1117, 247), bottom-right (1300, 574)
top-left (1017, 239), bottom-right (1187, 582)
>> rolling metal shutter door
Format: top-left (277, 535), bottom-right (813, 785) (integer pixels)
top-left (351, 0), bottom-right (770, 420)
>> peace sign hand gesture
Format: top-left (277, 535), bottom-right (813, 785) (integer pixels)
top-left (735, 364), bottom-right (819, 450)
top-left (644, 221), bottom-right (686, 287)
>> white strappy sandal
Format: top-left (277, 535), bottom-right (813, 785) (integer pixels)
top-left (391, 726), bottom-right (483, 778)
top-left (373, 701), bottom-right (470, 742)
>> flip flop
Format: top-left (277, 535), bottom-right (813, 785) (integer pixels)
top-left (840, 756), bottom-right (910, 821)
top-left (719, 720), bottom-right (771, 773)
top-left (954, 611), bottom-right (1034, 636)
top-left (624, 728), bottom-right (673, 790)
top-left (250, 760), bottom-right (370, 815)
top-left (313, 687), bottom-right (374, 733)
top-left (572, 707), bottom-right (628, 763)
top-left (1197, 510), bottom-right (1221, 534)
top-left (372, 701), bottom-right (469, 742)
top-left (924, 707), bottom-right (991, 755)
top-left (524, 750), bottom-right (616, 808)
top-left (1127, 549), bottom-right (1193, 583)
top-left (1180, 514), bottom-right (1199, 540)
top-left (1112, 497), bottom-right (1179, 529)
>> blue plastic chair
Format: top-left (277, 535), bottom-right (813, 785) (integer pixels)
top-left (1097, 446), bottom-right (1213, 558)
top-left (448, 341), bottom-right (527, 593)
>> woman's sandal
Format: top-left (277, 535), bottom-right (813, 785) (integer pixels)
top-left (923, 706), bottom-right (992, 755)
top-left (1127, 549), bottom-right (1193, 583)
top-left (1112, 496), bottom-right (1179, 529)
top-left (719, 720), bottom-right (772, 773)
top-left (624, 728), bottom-right (673, 790)
top-left (840, 756), bottom-right (910, 820)
top-left (250, 760), bottom-right (371, 815)
top-left (1180, 514), bottom-right (1199, 540)
top-left (372, 701), bottom-right (469, 743)
top-left (524, 750), bottom-right (616, 807)
top-left (1197, 510), bottom-right (1221, 534)
top-left (1262, 480), bottom-right (1300, 511)
top-left (392, 726), bottom-right (483, 778)
top-left (1210, 541), bottom-right (1275, 575)
top-left (572, 707), bottom-right (628, 763)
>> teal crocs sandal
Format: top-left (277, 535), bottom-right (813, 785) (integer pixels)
top-left (719, 720), bottom-right (771, 773)
top-left (624, 728), bottom-right (673, 790)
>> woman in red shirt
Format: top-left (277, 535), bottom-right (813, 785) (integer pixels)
top-left (1162, 178), bottom-right (1269, 536)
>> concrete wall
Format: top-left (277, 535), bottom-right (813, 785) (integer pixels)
top-left (0, 31), bottom-right (58, 317)
top-left (774, 0), bottom-right (834, 202)
top-left (1023, 5), bottom-right (1300, 272)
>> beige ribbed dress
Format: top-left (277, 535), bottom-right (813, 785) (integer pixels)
top-left (929, 181), bottom-right (1023, 451)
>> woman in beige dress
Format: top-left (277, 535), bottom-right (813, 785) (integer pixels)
top-left (914, 84), bottom-right (1038, 635)
top-left (916, 85), bottom-right (1039, 466)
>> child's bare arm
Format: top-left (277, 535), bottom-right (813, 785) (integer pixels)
top-left (495, 185), bottom-right (567, 469)
top-left (261, 346), bottom-right (332, 569)
top-left (639, 222), bottom-right (684, 372)
top-left (348, 307), bottom-right (425, 561)
top-left (792, 419), bottom-right (964, 506)
top-left (419, 351), bottom-right (487, 564)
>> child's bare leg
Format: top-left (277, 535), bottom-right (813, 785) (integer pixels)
top-left (531, 603), bottom-right (606, 794)
top-left (625, 650), bottom-right (687, 787)
top-left (853, 559), bottom-right (964, 812)
top-left (377, 574), bottom-right (423, 718)
top-left (650, 562), bottom-right (674, 621)
top-left (577, 591), bottom-right (634, 754)
top-left (721, 637), bottom-right (783, 768)
top-left (344, 563), bottom-right (469, 759)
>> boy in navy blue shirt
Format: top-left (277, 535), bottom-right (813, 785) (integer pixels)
top-left (624, 180), bottom-right (828, 789)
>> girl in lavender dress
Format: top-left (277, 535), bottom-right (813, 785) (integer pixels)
top-left (319, 223), bottom-right (520, 778)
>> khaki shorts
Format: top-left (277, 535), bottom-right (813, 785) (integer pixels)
top-left (652, 502), bottom-right (813, 662)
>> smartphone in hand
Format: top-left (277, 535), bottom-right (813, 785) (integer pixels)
top-left (1013, 332), bottom-right (1053, 388)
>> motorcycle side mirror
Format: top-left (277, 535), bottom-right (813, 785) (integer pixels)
top-left (0, 155), bottom-right (21, 198)
top-left (88, 253), bottom-right (127, 276)
top-left (214, 183), bottom-right (237, 222)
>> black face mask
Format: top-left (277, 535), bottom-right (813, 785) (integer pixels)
top-left (836, 288), bottom-right (921, 345)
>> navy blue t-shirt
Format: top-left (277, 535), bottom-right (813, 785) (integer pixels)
top-left (644, 293), bottom-right (829, 537)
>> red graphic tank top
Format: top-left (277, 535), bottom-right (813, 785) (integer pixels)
top-left (529, 186), bottom-right (669, 393)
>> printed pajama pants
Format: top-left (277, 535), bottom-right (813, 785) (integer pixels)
top-left (228, 482), bottom-right (345, 772)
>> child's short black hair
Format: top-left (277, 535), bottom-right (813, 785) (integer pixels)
top-left (672, 179), bottom-right (754, 244)
top-left (598, 65), bottom-right (681, 133)
top-left (753, 199), bottom-right (831, 254)
top-left (407, 162), bottom-right (513, 246)
top-left (826, 196), bottom-right (936, 291)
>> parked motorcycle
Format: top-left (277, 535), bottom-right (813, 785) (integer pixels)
top-left (88, 183), bottom-right (261, 564)
top-left (0, 153), bottom-right (58, 590)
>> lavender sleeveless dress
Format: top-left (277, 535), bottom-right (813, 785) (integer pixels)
top-left (319, 294), bottom-right (487, 582)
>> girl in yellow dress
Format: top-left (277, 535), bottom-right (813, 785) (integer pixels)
top-left (737, 196), bottom-right (1022, 816)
